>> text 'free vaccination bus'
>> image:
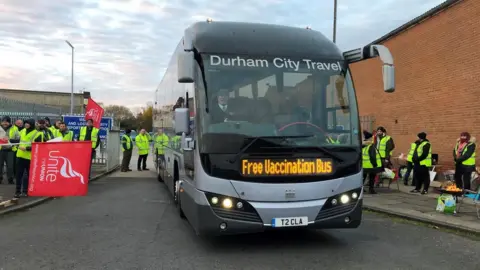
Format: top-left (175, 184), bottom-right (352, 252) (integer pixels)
top-left (154, 19), bottom-right (395, 236)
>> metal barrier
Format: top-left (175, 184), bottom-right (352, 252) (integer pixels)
top-left (106, 130), bottom-right (120, 171)
top-left (0, 95), bottom-right (62, 120)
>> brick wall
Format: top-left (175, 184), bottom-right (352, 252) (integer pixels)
top-left (351, 0), bottom-right (480, 170)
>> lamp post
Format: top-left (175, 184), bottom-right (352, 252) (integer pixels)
top-left (65, 40), bottom-right (74, 114)
top-left (333, 0), bottom-right (337, 43)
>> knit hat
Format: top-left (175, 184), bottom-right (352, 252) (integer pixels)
top-left (1, 116), bottom-right (11, 123)
top-left (417, 132), bottom-right (427, 140)
top-left (363, 130), bottom-right (373, 141)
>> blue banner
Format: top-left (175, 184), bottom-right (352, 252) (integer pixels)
top-left (62, 115), bottom-right (113, 141)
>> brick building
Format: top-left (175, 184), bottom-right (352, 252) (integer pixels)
top-left (351, 0), bottom-right (479, 169)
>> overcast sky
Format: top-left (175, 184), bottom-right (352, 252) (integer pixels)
top-left (0, 0), bottom-right (445, 109)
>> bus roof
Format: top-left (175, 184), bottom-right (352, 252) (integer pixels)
top-left (186, 21), bottom-right (343, 59)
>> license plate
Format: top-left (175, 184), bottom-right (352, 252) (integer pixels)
top-left (271, 216), bottom-right (308, 227)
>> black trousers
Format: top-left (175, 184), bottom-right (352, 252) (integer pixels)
top-left (15, 158), bottom-right (30, 193)
top-left (403, 162), bottom-right (415, 185)
top-left (121, 149), bottom-right (132, 171)
top-left (138, 154), bottom-right (148, 169)
top-left (363, 172), bottom-right (376, 189)
top-left (454, 164), bottom-right (472, 190)
top-left (0, 150), bottom-right (15, 182)
top-left (414, 165), bottom-right (430, 191)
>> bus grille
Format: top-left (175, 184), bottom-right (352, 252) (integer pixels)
top-left (212, 208), bottom-right (263, 223)
top-left (315, 202), bottom-right (356, 221)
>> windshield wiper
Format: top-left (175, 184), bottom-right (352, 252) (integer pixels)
top-left (228, 135), bottom-right (313, 164)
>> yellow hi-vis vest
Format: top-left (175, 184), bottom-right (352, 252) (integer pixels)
top-left (454, 142), bottom-right (476, 166)
top-left (61, 131), bottom-right (74, 141)
top-left (155, 134), bottom-right (169, 154)
top-left (16, 129), bottom-right (42, 160)
top-left (415, 141), bottom-right (432, 167)
top-left (406, 143), bottom-right (416, 163)
top-left (172, 135), bottom-right (181, 149)
top-left (135, 134), bottom-right (149, 155)
top-left (326, 136), bottom-right (340, 144)
top-left (362, 144), bottom-right (381, 169)
top-left (79, 127), bottom-right (99, 148)
top-left (378, 135), bottom-right (393, 158)
top-left (122, 134), bottom-right (132, 152)
top-left (49, 126), bottom-right (59, 137)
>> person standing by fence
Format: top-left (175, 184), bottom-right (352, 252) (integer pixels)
top-left (79, 119), bottom-right (101, 180)
top-left (0, 116), bottom-right (20, 184)
top-left (136, 129), bottom-right (150, 171)
top-left (121, 129), bottom-right (133, 172)
top-left (12, 119), bottom-right (23, 178)
top-left (410, 132), bottom-right (432, 195)
top-left (15, 118), bottom-right (45, 198)
top-left (58, 122), bottom-right (73, 141)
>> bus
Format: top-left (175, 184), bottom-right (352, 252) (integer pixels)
top-left (154, 20), bottom-right (395, 236)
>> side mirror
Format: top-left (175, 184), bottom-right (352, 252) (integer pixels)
top-left (174, 108), bottom-right (189, 134)
top-left (177, 50), bottom-right (194, 83)
top-left (382, 65), bottom-right (395, 93)
top-left (370, 45), bottom-right (395, 93)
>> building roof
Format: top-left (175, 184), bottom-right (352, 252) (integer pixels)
top-left (369, 0), bottom-right (463, 45)
top-left (0, 88), bottom-right (84, 96)
top-left (187, 21), bottom-right (343, 59)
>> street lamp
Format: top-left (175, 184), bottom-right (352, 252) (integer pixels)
top-left (65, 40), bottom-right (74, 114)
top-left (333, 0), bottom-right (338, 43)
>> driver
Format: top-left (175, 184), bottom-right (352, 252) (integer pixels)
top-left (210, 89), bottom-right (231, 124)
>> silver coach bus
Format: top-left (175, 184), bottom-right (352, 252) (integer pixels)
top-left (154, 20), bottom-right (395, 236)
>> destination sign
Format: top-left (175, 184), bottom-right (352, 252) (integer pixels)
top-left (241, 158), bottom-right (333, 177)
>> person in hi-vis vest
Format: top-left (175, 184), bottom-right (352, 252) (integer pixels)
top-left (121, 128), bottom-right (133, 172)
top-left (15, 118), bottom-right (45, 198)
top-left (58, 121), bottom-right (74, 141)
top-left (410, 132), bottom-right (432, 195)
top-left (403, 138), bottom-right (421, 186)
top-left (135, 129), bottom-right (150, 171)
top-left (79, 119), bottom-right (101, 160)
top-left (375, 126), bottom-right (395, 168)
top-left (453, 132), bottom-right (476, 191)
top-left (0, 116), bottom-right (20, 184)
top-left (362, 131), bottom-right (382, 194)
top-left (154, 128), bottom-right (169, 166)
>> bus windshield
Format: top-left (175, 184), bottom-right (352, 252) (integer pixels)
top-left (198, 54), bottom-right (360, 153)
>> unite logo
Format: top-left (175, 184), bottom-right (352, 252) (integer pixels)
top-left (86, 108), bottom-right (101, 122)
top-left (39, 150), bottom-right (85, 184)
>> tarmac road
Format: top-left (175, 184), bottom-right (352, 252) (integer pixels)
top-left (0, 174), bottom-right (478, 270)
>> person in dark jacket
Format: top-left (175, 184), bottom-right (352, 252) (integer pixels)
top-left (37, 119), bottom-right (54, 140)
top-left (15, 118), bottom-right (46, 198)
top-left (375, 126), bottom-right (395, 168)
top-left (453, 132), bottom-right (476, 191)
top-left (411, 132), bottom-right (432, 194)
top-left (0, 116), bottom-right (20, 184)
top-left (362, 131), bottom-right (382, 194)
top-left (121, 129), bottom-right (133, 172)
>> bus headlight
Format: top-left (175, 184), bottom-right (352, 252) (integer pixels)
top-left (211, 197), bottom-right (219, 204)
top-left (352, 192), bottom-right (358, 199)
top-left (222, 198), bottom-right (233, 208)
top-left (340, 194), bottom-right (350, 204)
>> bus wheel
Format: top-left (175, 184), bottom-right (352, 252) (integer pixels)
top-left (174, 179), bottom-right (186, 218)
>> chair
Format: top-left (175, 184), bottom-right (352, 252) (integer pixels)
top-left (373, 168), bottom-right (400, 190)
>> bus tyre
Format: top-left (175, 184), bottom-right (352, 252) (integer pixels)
top-left (174, 180), bottom-right (186, 219)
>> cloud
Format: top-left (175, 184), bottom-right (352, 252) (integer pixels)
top-left (0, 0), bottom-right (446, 109)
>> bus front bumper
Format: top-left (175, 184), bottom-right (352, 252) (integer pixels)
top-left (195, 198), bottom-right (363, 236)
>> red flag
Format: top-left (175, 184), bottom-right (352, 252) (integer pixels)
top-left (85, 98), bottom-right (104, 129)
top-left (28, 141), bottom-right (92, 197)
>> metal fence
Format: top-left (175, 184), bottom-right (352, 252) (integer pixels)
top-left (0, 95), bottom-right (62, 120)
